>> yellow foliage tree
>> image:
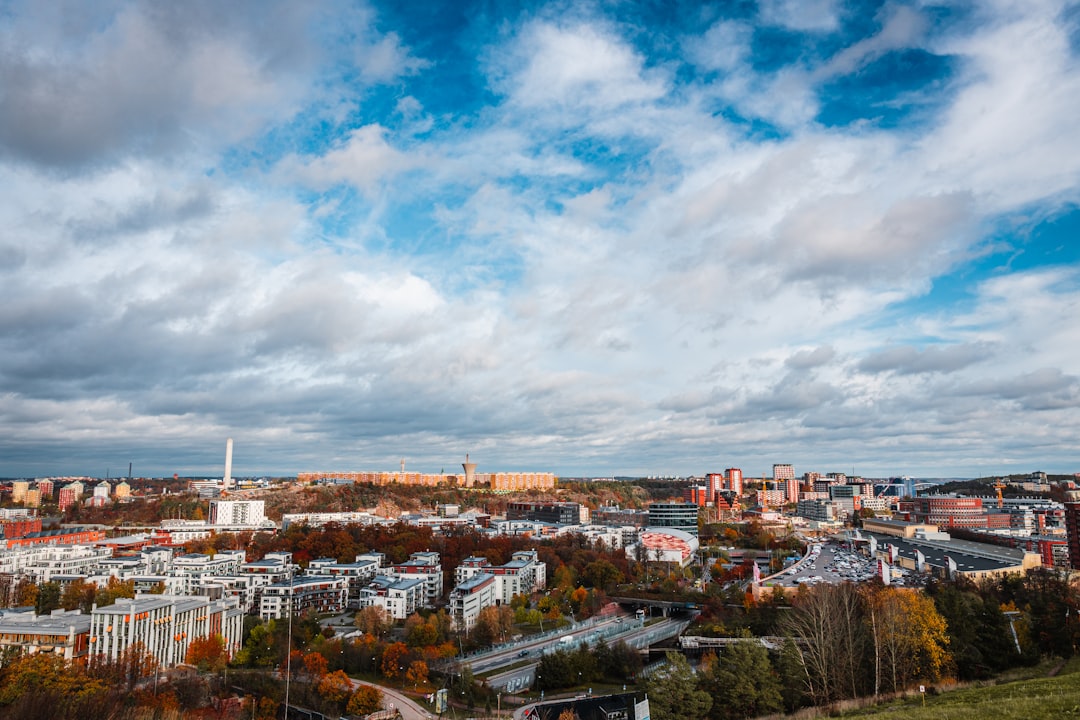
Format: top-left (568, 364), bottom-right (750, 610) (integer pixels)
top-left (317, 669), bottom-right (353, 704)
top-left (346, 685), bottom-right (383, 716)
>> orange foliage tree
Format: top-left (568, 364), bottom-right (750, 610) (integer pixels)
top-left (184, 634), bottom-right (227, 672)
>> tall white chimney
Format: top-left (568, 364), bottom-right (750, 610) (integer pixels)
top-left (224, 438), bottom-right (234, 489)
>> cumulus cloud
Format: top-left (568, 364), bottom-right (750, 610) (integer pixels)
top-left (1, 2), bottom-right (1079, 477)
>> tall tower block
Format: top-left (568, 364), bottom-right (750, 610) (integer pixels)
top-left (462, 454), bottom-right (477, 487)
top-left (224, 438), bottom-right (234, 490)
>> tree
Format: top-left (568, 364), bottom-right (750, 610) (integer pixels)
top-left (643, 652), bottom-right (712, 720)
top-left (61, 579), bottom-right (97, 614)
top-left (355, 606), bottom-right (392, 638)
top-left (702, 639), bottom-right (782, 720)
top-left (381, 642), bottom-right (408, 679)
top-left (583, 560), bottom-right (623, 591)
top-left (184, 634), bottom-right (227, 672)
top-left (317, 670), bottom-right (353, 704)
top-left (405, 659), bottom-right (428, 688)
top-left (235, 622), bottom-right (278, 667)
top-left (34, 582), bottom-right (62, 615)
top-left (866, 588), bottom-right (951, 694)
top-left (94, 578), bottom-right (135, 609)
top-left (346, 685), bottom-right (383, 716)
top-left (781, 583), bottom-right (868, 704)
top-left (303, 651), bottom-right (329, 680)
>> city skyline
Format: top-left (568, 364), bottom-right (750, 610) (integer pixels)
top-left (2, 1), bottom-right (1079, 478)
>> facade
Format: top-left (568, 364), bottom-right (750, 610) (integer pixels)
top-left (383, 552), bottom-right (443, 607)
top-left (306, 557), bottom-right (380, 608)
top-left (453, 550), bottom-right (546, 605)
top-left (207, 500), bottom-right (266, 526)
top-left (89, 594), bottom-right (243, 668)
top-left (0, 609), bottom-right (91, 663)
top-left (725, 468), bottom-right (743, 495)
top-left (1066, 501), bottom-right (1080, 570)
top-left (506, 502), bottom-right (581, 525)
top-left (796, 499), bottom-right (840, 523)
top-left (909, 496), bottom-right (987, 529)
top-left (58, 487), bottom-right (79, 512)
top-left (5, 528), bottom-right (105, 549)
top-left (11, 482), bottom-right (28, 504)
top-left (281, 511), bottom-right (386, 530)
top-left (170, 551), bottom-right (245, 594)
top-left (647, 503), bottom-right (699, 536)
top-left (358, 575), bottom-right (425, 620)
top-left (259, 576), bottom-right (348, 620)
top-left (448, 572), bottom-right (497, 631)
top-left (628, 528), bottom-right (700, 567)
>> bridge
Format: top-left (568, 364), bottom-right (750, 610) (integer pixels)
top-left (609, 597), bottom-right (703, 617)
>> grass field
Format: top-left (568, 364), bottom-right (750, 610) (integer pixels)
top-left (836, 658), bottom-right (1080, 719)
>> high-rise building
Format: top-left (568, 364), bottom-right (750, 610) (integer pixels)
top-left (36, 480), bottom-right (54, 502)
top-left (1064, 501), bottom-right (1080, 570)
top-left (773, 464), bottom-right (795, 481)
top-left (725, 468), bottom-right (743, 495)
top-left (11, 481), bottom-right (29, 504)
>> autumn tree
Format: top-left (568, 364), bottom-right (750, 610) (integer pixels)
top-left (184, 634), bottom-right (227, 672)
top-left (94, 577), bottom-right (135, 608)
top-left (355, 605), bottom-right (393, 638)
top-left (866, 588), bottom-right (951, 694)
top-left (60, 579), bottom-right (98, 614)
top-left (303, 651), bottom-right (329, 680)
top-left (346, 685), bottom-right (383, 716)
top-left (405, 659), bottom-right (428, 689)
top-left (317, 670), bottom-right (353, 704)
top-left (381, 642), bottom-right (409, 679)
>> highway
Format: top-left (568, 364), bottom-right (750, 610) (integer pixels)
top-left (481, 616), bottom-right (691, 693)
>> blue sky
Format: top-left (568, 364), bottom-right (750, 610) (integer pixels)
top-left (1, 0), bottom-right (1078, 479)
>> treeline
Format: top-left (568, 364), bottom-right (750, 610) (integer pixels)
top-left (641, 567), bottom-right (1080, 720)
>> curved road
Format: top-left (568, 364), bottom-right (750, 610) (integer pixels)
top-left (350, 678), bottom-right (432, 720)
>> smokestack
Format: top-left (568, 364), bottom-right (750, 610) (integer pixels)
top-left (128, 462), bottom-right (132, 479)
top-left (224, 438), bottom-right (234, 489)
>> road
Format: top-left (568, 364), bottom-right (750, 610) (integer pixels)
top-left (350, 678), bottom-right (432, 720)
top-left (483, 617), bottom-right (691, 693)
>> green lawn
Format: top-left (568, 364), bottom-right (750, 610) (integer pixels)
top-left (837, 658), bottom-right (1080, 719)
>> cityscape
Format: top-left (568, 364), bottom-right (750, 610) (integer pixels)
top-left (2, 1), bottom-right (1080, 719)
top-left (0, 444), bottom-right (1078, 719)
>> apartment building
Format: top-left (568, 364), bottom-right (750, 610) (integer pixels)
top-left (382, 552), bottom-right (442, 607)
top-left (0, 609), bottom-right (91, 663)
top-left (89, 594), bottom-right (243, 668)
top-left (358, 575), bottom-right (425, 620)
top-left (259, 576), bottom-right (348, 621)
top-left (448, 572), bottom-right (497, 631)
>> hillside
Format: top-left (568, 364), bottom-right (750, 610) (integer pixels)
top-left (833, 658), bottom-right (1080, 719)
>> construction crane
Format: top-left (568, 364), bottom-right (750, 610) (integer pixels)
top-left (993, 479), bottom-right (1006, 509)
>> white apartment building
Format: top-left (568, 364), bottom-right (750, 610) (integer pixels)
top-left (280, 511), bottom-right (386, 530)
top-left (448, 572), bottom-right (497, 631)
top-left (381, 552), bottom-right (442, 607)
top-left (259, 576), bottom-right (348, 621)
top-left (307, 557), bottom-right (381, 608)
top-left (358, 575), bottom-right (425, 620)
top-left (207, 500), bottom-right (267, 527)
top-left (0, 545), bottom-right (113, 583)
top-left (169, 551), bottom-right (245, 594)
top-left (89, 594), bottom-right (243, 669)
top-left (452, 550), bottom-right (546, 605)
top-left (0, 608), bottom-right (92, 663)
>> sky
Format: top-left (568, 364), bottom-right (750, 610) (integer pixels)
top-left (1, 0), bottom-right (1079, 480)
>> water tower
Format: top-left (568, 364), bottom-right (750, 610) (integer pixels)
top-left (462, 454), bottom-right (477, 487)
